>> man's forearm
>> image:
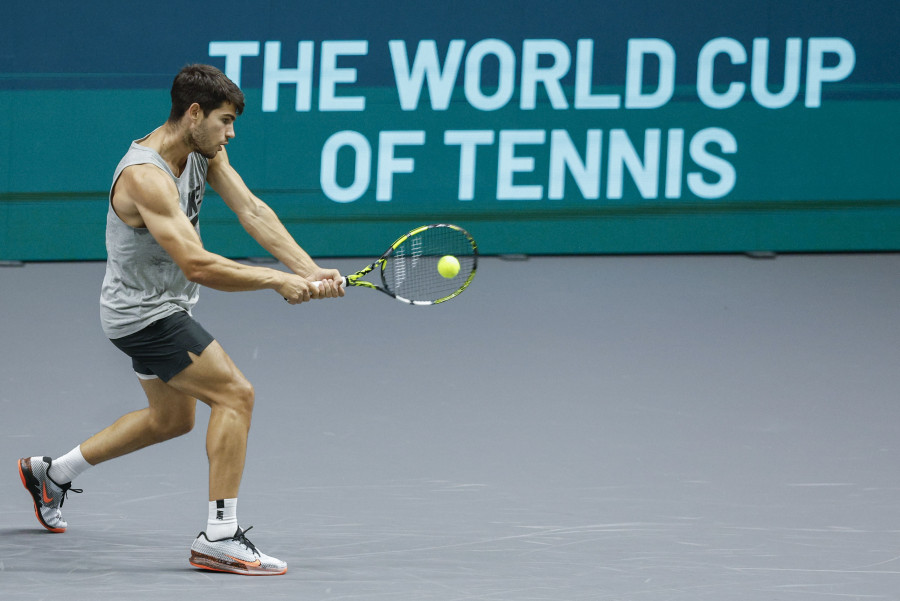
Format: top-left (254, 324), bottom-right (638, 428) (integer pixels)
top-left (237, 202), bottom-right (319, 277)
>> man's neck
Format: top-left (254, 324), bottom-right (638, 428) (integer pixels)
top-left (143, 122), bottom-right (192, 176)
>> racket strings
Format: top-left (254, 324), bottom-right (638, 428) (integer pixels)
top-left (382, 226), bottom-right (476, 303)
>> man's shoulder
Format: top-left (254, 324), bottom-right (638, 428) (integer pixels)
top-left (114, 164), bottom-right (180, 213)
top-left (118, 162), bottom-right (173, 188)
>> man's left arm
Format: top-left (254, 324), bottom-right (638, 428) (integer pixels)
top-left (207, 149), bottom-right (342, 289)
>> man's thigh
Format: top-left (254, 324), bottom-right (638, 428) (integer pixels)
top-left (166, 341), bottom-right (251, 408)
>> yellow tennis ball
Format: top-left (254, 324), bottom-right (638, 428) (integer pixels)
top-left (437, 255), bottom-right (460, 278)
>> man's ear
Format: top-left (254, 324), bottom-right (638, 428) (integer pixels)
top-left (187, 102), bottom-right (203, 122)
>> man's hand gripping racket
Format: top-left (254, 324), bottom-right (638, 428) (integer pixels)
top-left (311, 223), bottom-right (478, 305)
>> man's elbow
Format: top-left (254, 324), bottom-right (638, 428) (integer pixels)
top-left (181, 255), bottom-right (217, 286)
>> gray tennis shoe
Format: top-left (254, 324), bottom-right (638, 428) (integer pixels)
top-left (18, 456), bottom-right (82, 533)
top-left (190, 526), bottom-right (287, 575)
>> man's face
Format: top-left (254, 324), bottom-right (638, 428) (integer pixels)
top-left (190, 103), bottom-right (237, 159)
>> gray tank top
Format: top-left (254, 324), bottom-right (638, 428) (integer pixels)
top-left (100, 137), bottom-right (209, 338)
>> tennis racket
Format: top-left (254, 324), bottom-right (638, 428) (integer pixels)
top-left (315, 223), bottom-right (478, 305)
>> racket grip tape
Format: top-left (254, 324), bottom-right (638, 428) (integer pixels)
top-left (284, 278), bottom-right (346, 302)
top-left (311, 277), bottom-right (348, 288)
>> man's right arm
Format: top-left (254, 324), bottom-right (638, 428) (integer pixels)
top-left (114, 165), bottom-right (318, 304)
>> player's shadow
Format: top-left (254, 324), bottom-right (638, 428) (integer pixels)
top-left (0, 527), bottom-right (56, 536)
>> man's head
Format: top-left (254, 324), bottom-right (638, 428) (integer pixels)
top-left (168, 64), bottom-right (245, 123)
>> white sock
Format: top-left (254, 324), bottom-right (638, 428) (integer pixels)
top-left (48, 445), bottom-right (92, 485)
top-left (206, 498), bottom-right (238, 540)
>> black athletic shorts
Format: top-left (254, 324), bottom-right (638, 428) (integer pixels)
top-left (109, 311), bottom-right (215, 382)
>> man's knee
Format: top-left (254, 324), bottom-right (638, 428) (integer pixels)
top-left (232, 378), bottom-right (255, 414)
top-left (214, 376), bottom-right (255, 419)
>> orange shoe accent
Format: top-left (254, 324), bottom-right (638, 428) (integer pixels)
top-left (42, 482), bottom-right (54, 504)
top-left (226, 555), bottom-right (262, 568)
top-left (189, 552), bottom-right (286, 576)
top-left (17, 460), bottom-right (27, 488)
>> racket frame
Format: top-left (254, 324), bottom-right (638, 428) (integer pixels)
top-left (344, 223), bottom-right (478, 305)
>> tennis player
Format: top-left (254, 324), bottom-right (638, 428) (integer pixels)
top-left (18, 64), bottom-right (343, 575)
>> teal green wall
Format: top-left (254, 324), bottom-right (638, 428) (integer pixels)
top-left (2, 88), bottom-right (897, 260)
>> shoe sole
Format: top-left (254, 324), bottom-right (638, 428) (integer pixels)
top-left (189, 551), bottom-right (287, 576)
top-left (18, 458), bottom-right (66, 533)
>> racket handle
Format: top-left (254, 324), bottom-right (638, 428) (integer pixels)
top-left (284, 277), bottom-right (346, 302)
top-left (311, 277), bottom-right (347, 288)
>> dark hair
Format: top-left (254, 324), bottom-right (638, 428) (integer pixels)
top-left (168, 64), bottom-right (245, 122)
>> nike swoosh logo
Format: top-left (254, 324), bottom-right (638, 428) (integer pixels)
top-left (41, 482), bottom-right (53, 504)
top-left (226, 555), bottom-right (261, 568)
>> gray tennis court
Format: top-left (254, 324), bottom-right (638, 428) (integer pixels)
top-left (2, 253), bottom-right (899, 600)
